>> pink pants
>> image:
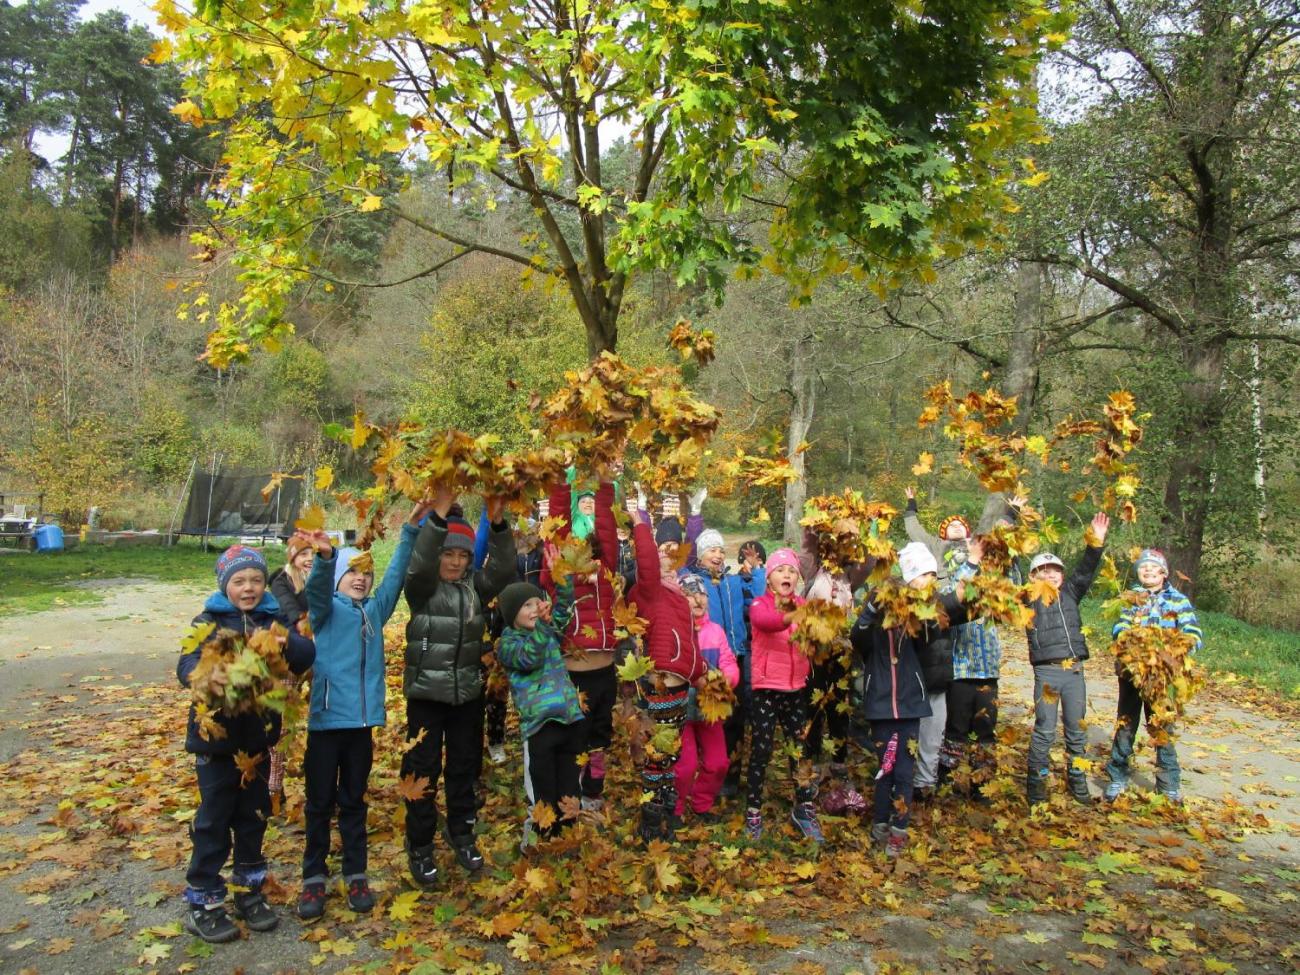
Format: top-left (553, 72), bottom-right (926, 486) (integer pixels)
top-left (674, 720), bottom-right (729, 815)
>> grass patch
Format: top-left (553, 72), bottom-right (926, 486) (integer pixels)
top-left (1082, 602), bottom-right (1300, 699)
top-left (0, 538), bottom-right (279, 618)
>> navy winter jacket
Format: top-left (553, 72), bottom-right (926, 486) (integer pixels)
top-left (178, 591), bottom-right (316, 755)
top-left (850, 590), bottom-right (969, 721)
top-left (305, 523), bottom-right (417, 730)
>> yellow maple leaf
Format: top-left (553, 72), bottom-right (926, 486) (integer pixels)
top-left (314, 465), bottom-right (334, 491)
top-left (295, 503), bottom-right (326, 533)
top-left (911, 451), bottom-right (934, 476)
top-left (233, 750), bottom-right (263, 787)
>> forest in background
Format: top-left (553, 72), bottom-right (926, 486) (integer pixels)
top-left (0, 0), bottom-right (1297, 629)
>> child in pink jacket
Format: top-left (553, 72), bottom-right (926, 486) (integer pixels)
top-left (675, 575), bottom-right (741, 823)
top-left (744, 548), bottom-right (822, 843)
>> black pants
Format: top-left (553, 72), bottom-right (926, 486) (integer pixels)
top-left (871, 718), bottom-right (920, 829)
top-left (746, 688), bottom-right (814, 809)
top-left (402, 697), bottom-right (484, 849)
top-left (485, 695), bottom-right (507, 748)
top-left (524, 719), bottom-right (586, 836)
top-left (805, 655), bottom-right (851, 766)
top-left (184, 752), bottom-right (270, 905)
top-left (569, 664), bottom-right (617, 798)
top-left (302, 728), bottom-right (374, 883)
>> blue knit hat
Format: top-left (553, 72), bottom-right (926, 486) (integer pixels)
top-left (1135, 548), bottom-right (1168, 574)
top-left (333, 547), bottom-right (364, 590)
top-left (216, 545), bottom-right (267, 591)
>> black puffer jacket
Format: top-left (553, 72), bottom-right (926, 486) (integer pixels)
top-left (851, 590), bottom-right (969, 721)
top-left (1026, 544), bottom-right (1104, 665)
top-left (403, 514), bottom-right (516, 704)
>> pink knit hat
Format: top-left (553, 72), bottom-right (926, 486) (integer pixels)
top-left (765, 547), bottom-right (800, 574)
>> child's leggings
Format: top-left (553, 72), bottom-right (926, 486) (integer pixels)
top-left (569, 663), bottom-right (617, 799)
top-left (871, 718), bottom-right (920, 829)
top-left (746, 688), bottom-right (815, 809)
top-left (674, 720), bottom-right (729, 815)
top-left (637, 675), bottom-right (689, 809)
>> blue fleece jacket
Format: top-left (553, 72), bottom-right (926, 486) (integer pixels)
top-left (305, 523), bottom-right (418, 730)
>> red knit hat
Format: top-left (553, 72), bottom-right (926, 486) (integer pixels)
top-left (442, 515), bottom-right (476, 552)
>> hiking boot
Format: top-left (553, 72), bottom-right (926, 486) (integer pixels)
top-left (406, 844), bottom-right (439, 890)
top-left (446, 831), bottom-right (484, 873)
top-left (184, 905), bottom-right (239, 944)
top-left (669, 811), bottom-right (686, 833)
top-left (870, 821), bottom-right (891, 849)
top-left (1026, 769), bottom-right (1049, 807)
top-left (580, 796), bottom-right (604, 813)
top-left (1103, 778), bottom-right (1127, 802)
top-left (885, 826), bottom-right (908, 859)
top-left (231, 891), bottom-right (278, 932)
top-left (638, 802), bottom-right (670, 844)
top-left (791, 802), bottom-right (825, 843)
top-left (488, 743), bottom-right (507, 765)
top-left (1068, 771), bottom-right (1092, 804)
top-left (296, 883), bottom-right (326, 921)
top-left (744, 807), bottom-right (763, 842)
top-left (346, 877), bottom-right (375, 913)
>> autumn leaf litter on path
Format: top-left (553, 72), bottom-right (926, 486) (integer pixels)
top-left (0, 608), bottom-right (1296, 974)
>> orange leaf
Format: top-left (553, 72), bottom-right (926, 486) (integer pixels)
top-left (396, 773), bottom-right (431, 802)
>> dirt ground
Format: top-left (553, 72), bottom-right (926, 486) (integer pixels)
top-left (0, 576), bottom-right (1296, 975)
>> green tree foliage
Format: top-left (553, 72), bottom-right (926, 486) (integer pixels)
top-left (161, 0), bottom-right (1064, 366)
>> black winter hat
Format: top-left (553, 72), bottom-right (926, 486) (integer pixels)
top-left (499, 582), bottom-right (545, 628)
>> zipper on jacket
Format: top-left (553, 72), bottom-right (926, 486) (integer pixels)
top-left (359, 604), bottom-right (368, 726)
top-left (454, 584), bottom-right (465, 702)
top-left (1059, 601), bottom-right (1077, 660)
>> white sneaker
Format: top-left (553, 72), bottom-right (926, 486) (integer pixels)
top-left (580, 796), bottom-right (604, 813)
top-left (488, 744), bottom-right (507, 766)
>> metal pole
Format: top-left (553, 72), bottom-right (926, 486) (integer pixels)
top-left (167, 457), bottom-right (197, 546)
top-left (203, 451), bottom-right (220, 553)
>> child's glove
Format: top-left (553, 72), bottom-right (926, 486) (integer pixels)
top-left (688, 486), bottom-right (708, 515)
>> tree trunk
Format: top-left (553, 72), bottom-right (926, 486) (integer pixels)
top-left (782, 332), bottom-right (816, 545)
top-left (1248, 340), bottom-right (1266, 528)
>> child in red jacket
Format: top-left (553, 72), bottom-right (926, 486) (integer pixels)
top-left (627, 511), bottom-right (706, 842)
top-left (745, 548), bottom-right (823, 843)
top-left (542, 479), bottom-right (621, 808)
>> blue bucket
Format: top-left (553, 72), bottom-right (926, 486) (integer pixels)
top-left (34, 524), bottom-right (64, 552)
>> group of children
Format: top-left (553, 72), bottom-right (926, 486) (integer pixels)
top-left (177, 480), bottom-right (1202, 943)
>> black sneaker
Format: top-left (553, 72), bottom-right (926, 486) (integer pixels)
top-left (407, 845), bottom-right (439, 889)
top-left (447, 833), bottom-right (484, 873)
top-left (232, 891), bottom-right (278, 932)
top-left (346, 877), bottom-right (375, 913)
top-left (296, 882), bottom-right (326, 921)
top-left (184, 905), bottom-right (239, 944)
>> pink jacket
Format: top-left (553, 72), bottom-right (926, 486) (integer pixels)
top-left (695, 618), bottom-right (740, 688)
top-left (749, 591), bottom-right (810, 692)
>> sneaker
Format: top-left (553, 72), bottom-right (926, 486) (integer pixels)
top-left (1161, 790), bottom-right (1183, 806)
top-left (1067, 772), bottom-right (1092, 804)
top-left (791, 802), bottom-right (825, 843)
top-left (231, 891), bottom-right (278, 932)
top-left (869, 821), bottom-right (890, 849)
top-left (842, 787), bottom-right (868, 815)
top-left (296, 883), bottom-right (326, 921)
top-left (744, 807), bottom-right (763, 842)
top-left (580, 796), bottom-right (604, 813)
top-left (885, 826), bottom-right (908, 859)
top-left (488, 743), bottom-right (507, 765)
top-left (820, 786), bottom-right (849, 816)
top-left (1103, 779), bottom-right (1127, 802)
top-left (184, 905), bottom-right (239, 944)
top-left (345, 877), bottom-right (375, 913)
top-left (406, 845), bottom-right (439, 889)
top-left (447, 833), bottom-right (484, 873)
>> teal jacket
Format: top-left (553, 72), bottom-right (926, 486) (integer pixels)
top-left (1112, 582), bottom-right (1202, 651)
top-left (305, 524), bottom-right (417, 730)
top-left (497, 581), bottom-right (584, 739)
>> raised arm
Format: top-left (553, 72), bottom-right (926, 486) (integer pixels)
top-left (631, 518), bottom-right (662, 597)
top-left (476, 510), bottom-right (519, 604)
top-left (372, 522), bottom-right (420, 625)
top-left (305, 548), bottom-right (338, 633)
top-left (799, 525), bottom-right (820, 582)
top-left (592, 481), bottom-right (618, 571)
top-left (904, 491), bottom-right (941, 549)
top-left (405, 516), bottom-right (449, 609)
top-left (496, 628), bottom-right (547, 674)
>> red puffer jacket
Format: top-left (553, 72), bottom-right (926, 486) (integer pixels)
top-left (541, 481), bottom-right (619, 652)
top-left (627, 521), bottom-right (705, 682)
top-left (749, 591), bottom-right (810, 692)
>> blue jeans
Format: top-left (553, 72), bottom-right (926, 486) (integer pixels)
top-left (1105, 675), bottom-right (1180, 793)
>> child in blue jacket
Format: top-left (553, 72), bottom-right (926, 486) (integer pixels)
top-left (295, 501), bottom-right (429, 920)
top-left (1104, 548), bottom-right (1203, 803)
top-left (178, 546), bottom-right (315, 944)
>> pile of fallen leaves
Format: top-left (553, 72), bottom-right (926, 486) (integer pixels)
top-left (1113, 623), bottom-right (1204, 731)
top-left (184, 621), bottom-right (298, 742)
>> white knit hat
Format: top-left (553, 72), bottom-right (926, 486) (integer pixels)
top-left (898, 542), bottom-right (939, 584)
top-left (695, 528), bottom-right (725, 554)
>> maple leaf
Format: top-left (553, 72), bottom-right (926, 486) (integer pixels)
top-left (401, 726), bottom-right (428, 754)
top-left (295, 503), bottom-right (326, 533)
top-left (911, 451), bottom-right (934, 476)
top-left (180, 621), bottom-right (215, 656)
top-left (695, 670), bottom-right (737, 724)
top-left (345, 550), bottom-right (374, 575)
top-left (233, 750), bottom-right (263, 787)
top-left (313, 465), bottom-right (334, 491)
top-left (558, 794), bottom-right (583, 821)
top-left (46, 936), bottom-right (74, 955)
top-left (1025, 577), bottom-right (1059, 607)
top-left (531, 801), bottom-right (557, 832)
top-left (616, 654), bottom-right (654, 683)
top-left (388, 890), bottom-right (421, 921)
top-left (260, 471), bottom-right (287, 501)
top-left (137, 943), bottom-right (171, 965)
top-left (652, 857), bottom-right (681, 890)
top-left (396, 773), bottom-right (431, 802)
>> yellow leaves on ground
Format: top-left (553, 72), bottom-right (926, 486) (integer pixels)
top-left (530, 801), bottom-right (557, 832)
top-left (1205, 888), bottom-right (1247, 913)
top-left (387, 890), bottom-right (420, 921)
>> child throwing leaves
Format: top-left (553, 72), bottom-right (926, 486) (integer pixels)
top-left (402, 489), bottom-right (517, 886)
top-left (1025, 512), bottom-right (1109, 807)
top-left (496, 569), bottom-right (587, 847)
top-left (177, 546), bottom-right (315, 943)
top-left (1104, 548), bottom-right (1202, 803)
top-left (745, 548), bottom-right (823, 843)
top-left (294, 499), bottom-right (429, 921)
top-left (627, 510), bottom-right (707, 843)
top-left (850, 540), bottom-right (982, 858)
top-left (674, 574), bottom-right (740, 823)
